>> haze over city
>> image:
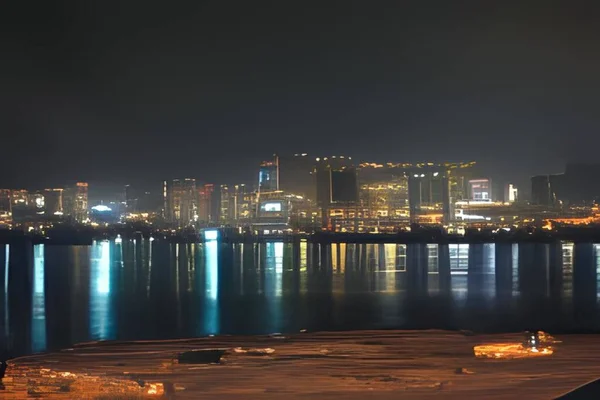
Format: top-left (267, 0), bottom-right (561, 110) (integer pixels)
top-left (2, 1), bottom-right (600, 194)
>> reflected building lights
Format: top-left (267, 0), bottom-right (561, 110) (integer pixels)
top-left (3, 245), bottom-right (8, 340)
top-left (31, 244), bottom-right (46, 353)
top-left (202, 239), bottom-right (220, 335)
top-left (512, 243), bottom-right (519, 295)
top-left (89, 241), bottom-right (114, 340)
top-left (265, 242), bottom-right (283, 333)
top-left (300, 241), bottom-right (307, 272)
top-left (562, 241), bottom-right (574, 295)
top-left (383, 244), bottom-right (396, 292)
top-left (595, 244), bottom-right (600, 301)
top-left (331, 243), bottom-right (338, 271)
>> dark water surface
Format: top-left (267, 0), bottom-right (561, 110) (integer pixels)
top-left (1, 240), bottom-right (600, 356)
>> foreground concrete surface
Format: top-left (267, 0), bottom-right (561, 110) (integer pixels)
top-left (2, 330), bottom-right (599, 399)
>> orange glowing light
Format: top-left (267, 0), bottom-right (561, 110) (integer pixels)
top-left (474, 343), bottom-right (553, 359)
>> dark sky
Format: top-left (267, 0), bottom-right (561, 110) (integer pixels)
top-left (2, 1), bottom-right (599, 194)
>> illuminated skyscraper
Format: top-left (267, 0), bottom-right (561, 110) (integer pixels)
top-left (64, 182), bottom-right (88, 222)
top-left (219, 184), bottom-right (231, 224)
top-left (504, 184), bottom-right (518, 203)
top-left (164, 179), bottom-right (196, 226)
top-left (11, 189), bottom-right (29, 206)
top-left (469, 179), bottom-right (492, 201)
top-left (42, 188), bottom-right (63, 215)
top-left (124, 185), bottom-right (138, 213)
top-left (408, 168), bottom-right (450, 224)
top-left (197, 184), bottom-right (214, 223)
top-left (0, 189), bottom-right (11, 214)
top-left (258, 156), bottom-right (279, 192)
top-left (232, 184), bottom-right (252, 222)
top-left (315, 156), bottom-right (356, 206)
top-left (278, 153), bottom-right (315, 200)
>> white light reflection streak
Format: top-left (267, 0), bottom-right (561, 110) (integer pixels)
top-left (4, 245), bottom-right (8, 340)
top-left (300, 241), bottom-right (308, 294)
top-left (595, 244), bottom-right (600, 302)
top-left (31, 244), bottom-right (46, 353)
top-left (265, 242), bottom-right (283, 333)
top-left (203, 240), bottom-right (219, 335)
top-left (90, 241), bottom-right (114, 340)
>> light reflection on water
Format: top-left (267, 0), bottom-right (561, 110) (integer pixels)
top-left (2, 240), bottom-right (600, 356)
top-left (89, 241), bottom-right (114, 341)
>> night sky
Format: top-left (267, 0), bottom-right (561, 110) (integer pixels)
top-left (2, 1), bottom-right (599, 196)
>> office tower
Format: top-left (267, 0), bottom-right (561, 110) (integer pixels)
top-left (504, 184), bottom-right (518, 203)
top-left (63, 182), bottom-right (88, 221)
top-left (531, 174), bottom-right (565, 207)
top-left (136, 191), bottom-right (156, 212)
top-left (468, 178), bottom-right (492, 201)
top-left (11, 189), bottom-right (29, 206)
top-left (197, 184), bottom-right (214, 223)
top-left (0, 189), bottom-right (11, 214)
top-left (331, 168), bottom-right (359, 203)
top-left (232, 184), bottom-right (252, 222)
top-left (163, 179), bottom-right (196, 226)
top-left (531, 175), bottom-right (551, 206)
top-left (258, 156), bottom-right (279, 192)
top-left (124, 185), bottom-right (138, 213)
top-left (43, 188), bottom-right (63, 215)
top-left (278, 153), bottom-right (315, 200)
top-left (548, 174), bottom-right (567, 205)
top-left (315, 156), bottom-right (356, 206)
top-left (408, 168), bottom-right (451, 223)
top-left (219, 184), bottom-right (231, 224)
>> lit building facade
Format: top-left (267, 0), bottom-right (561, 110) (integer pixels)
top-left (43, 188), bottom-right (63, 215)
top-left (408, 167), bottom-right (450, 224)
top-left (358, 161), bottom-right (475, 226)
top-left (278, 153), bottom-right (315, 200)
top-left (505, 183), bottom-right (518, 203)
top-left (359, 179), bottom-right (410, 229)
top-left (197, 184), bottom-right (214, 223)
top-left (64, 182), bottom-right (88, 222)
top-left (164, 179), bottom-right (196, 226)
top-left (258, 156), bottom-right (279, 193)
top-left (314, 156), bottom-right (358, 229)
top-left (0, 189), bottom-right (11, 214)
top-left (124, 185), bottom-right (138, 213)
top-left (469, 178), bottom-right (492, 201)
top-left (219, 184), bottom-right (231, 224)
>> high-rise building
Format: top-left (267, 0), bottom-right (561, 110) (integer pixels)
top-left (0, 189), bottom-right (12, 214)
top-left (124, 185), bottom-right (138, 213)
top-left (531, 175), bottom-right (551, 206)
top-left (11, 189), bottom-right (29, 206)
top-left (232, 184), bottom-right (252, 222)
top-left (164, 179), bottom-right (196, 226)
top-left (359, 179), bottom-right (410, 222)
top-left (197, 184), bottom-right (214, 223)
top-left (504, 184), bottom-right (518, 203)
top-left (531, 175), bottom-right (564, 207)
top-left (43, 188), bottom-right (63, 215)
top-left (315, 156), bottom-right (356, 206)
top-left (258, 156), bottom-right (279, 192)
top-left (408, 168), bottom-right (451, 223)
top-left (468, 179), bottom-right (492, 201)
top-left (219, 184), bottom-right (231, 224)
top-left (278, 153), bottom-right (315, 200)
top-left (64, 182), bottom-right (88, 221)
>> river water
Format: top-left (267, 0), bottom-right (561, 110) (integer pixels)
top-left (1, 240), bottom-right (600, 356)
